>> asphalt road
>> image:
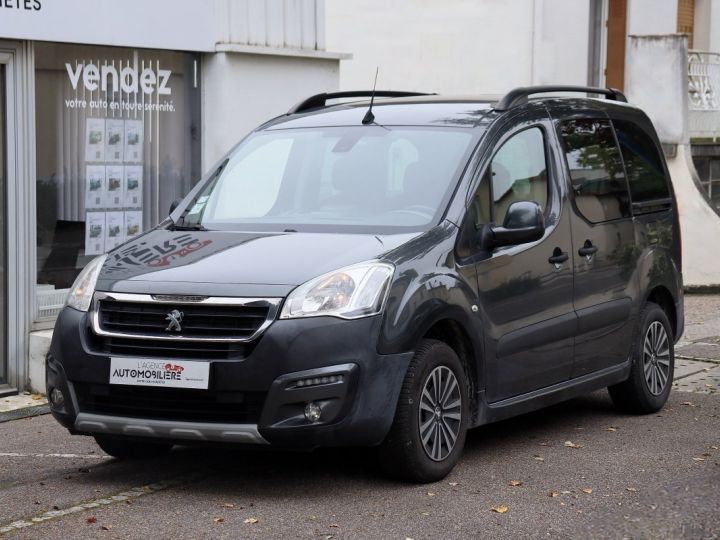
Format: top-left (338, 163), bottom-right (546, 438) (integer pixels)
top-left (1, 389), bottom-right (718, 539)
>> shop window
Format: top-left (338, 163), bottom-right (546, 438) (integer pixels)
top-left (34, 43), bottom-right (200, 321)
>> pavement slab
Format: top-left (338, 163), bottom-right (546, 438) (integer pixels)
top-left (673, 367), bottom-right (720, 395)
top-left (0, 395), bottom-right (47, 413)
top-left (676, 341), bottom-right (720, 362)
top-left (673, 358), bottom-right (717, 380)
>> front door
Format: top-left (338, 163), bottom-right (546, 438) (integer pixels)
top-left (468, 111), bottom-right (576, 403)
top-left (554, 114), bottom-right (637, 377)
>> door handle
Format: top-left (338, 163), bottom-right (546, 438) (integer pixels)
top-left (578, 240), bottom-right (598, 259)
top-left (548, 248), bottom-right (569, 268)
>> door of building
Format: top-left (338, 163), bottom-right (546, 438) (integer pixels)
top-left (606, 0), bottom-right (627, 90)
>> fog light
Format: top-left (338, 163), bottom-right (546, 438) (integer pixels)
top-left (304, 402), bottom-right (322, 423)
top-left (50, 388), bottom-right (64, 407)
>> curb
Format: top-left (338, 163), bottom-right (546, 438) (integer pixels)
top-left (0, 404), bottom-right (50, 423)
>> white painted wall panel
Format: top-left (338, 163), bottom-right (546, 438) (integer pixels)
top-left (325, 0), bottom-right (589, 95)
top-left (266, 2), bottom-right (286, 47)
top-left (301, 0), bottom-right (318, 49)
top-left (627, 0), bottom-right (678, 36)
top-left (0, 0), bottom-right (216, 52)
top-left (711, 0), bottom-right (720, 51)
top-left (201, 52), bottom-right (339, 166)
top-left (247, 0), bottom-right (268, 46)
top-left (230, 0), bottom-right (250, 45)
top-left (284, 0), bottom-right (304, 48)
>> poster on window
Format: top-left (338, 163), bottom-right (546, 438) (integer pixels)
top-left (105, 165), bottom-right (124, 208)
top-left (85, 118), bottom-right (106, 162)
top-left (105, 119), bottom-right (124, 163)
top-left (105, 211), bottom-right (125, 251)
top-left (85, 211), bottom-right (105, 255)
top-left (124, 119), bottom-right (144, 163)
top-left (85, 165), bottom-right (106, 209)
top-left (124, 165), bottom-right (143, 208)
top-left (124, 210), bottom-right (143, 240)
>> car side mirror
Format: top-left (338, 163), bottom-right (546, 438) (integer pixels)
top-left (169, 197), bottom-right (183, 215)
top-left (478, 201), bottom-right (545, 249)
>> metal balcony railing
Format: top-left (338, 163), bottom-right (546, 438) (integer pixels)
top-left (688, 50), bottom-right (720, 139)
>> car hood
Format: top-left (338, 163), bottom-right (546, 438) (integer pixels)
top-left (95, 228), bottom-right (419, 297)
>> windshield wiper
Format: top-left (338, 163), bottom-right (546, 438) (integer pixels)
top-left (167, 218), bottom-right (208, 231)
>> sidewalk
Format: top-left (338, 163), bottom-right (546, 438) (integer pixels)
top-left (673, 294), bottom-right (720, 394)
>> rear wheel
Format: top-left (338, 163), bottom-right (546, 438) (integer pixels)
top-left (379, 339), bottom-right (469, 483)
top-left (608, 302), bottom-right (674, 413)
top-left (94, 435), bottom-right (173, 459)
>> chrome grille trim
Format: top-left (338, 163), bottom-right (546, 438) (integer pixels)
top-left (90, 291), bottom-right (282, 343)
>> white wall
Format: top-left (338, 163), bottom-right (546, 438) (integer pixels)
top-left (215, 0), bottom-right (326, 50)
top-left (696, 0), bottom-right (720, 52)
top-left (711, 0), bottom-right (720, 51)
top-left (627, 0), bottom-right (678, 36)
top-left (201, 52), bottom-right (339, 167)
top-left (325, 0), bottom-right (590, 95)
top-left (625, 34), bottom-right (688, 144)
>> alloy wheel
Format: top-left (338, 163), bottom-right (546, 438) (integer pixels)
top-left (643, 321), bottom-right (671, 396)
top-left (418, 366), bottom-right (462, 461)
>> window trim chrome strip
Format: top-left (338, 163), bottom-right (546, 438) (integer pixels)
top-left (90, 291), bottom-right (282, 343)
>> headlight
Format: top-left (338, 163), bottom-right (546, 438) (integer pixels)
top-left (65, 254), bottom-right (107, 312)
top-left (280, 261), bottom-right (394, 320)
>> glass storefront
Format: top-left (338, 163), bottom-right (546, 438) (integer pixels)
top-left (34, 42), bottom-right (201, 321)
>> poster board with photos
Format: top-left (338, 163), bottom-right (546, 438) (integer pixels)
top-left (84, 118), bottom-right (145, 256)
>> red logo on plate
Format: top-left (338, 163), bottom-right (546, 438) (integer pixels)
top-left (164, 363), bottom-right (185, 373)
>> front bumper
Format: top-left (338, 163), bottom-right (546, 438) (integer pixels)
top-left (47, 306), bottom-right (413, 448)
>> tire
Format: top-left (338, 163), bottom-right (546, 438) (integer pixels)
top-left (608, 301), bottom-right (675, 414)
top-left (379, 339), bottom-right (469, 483)
top-left (94, 435), bottom-right (173, 459)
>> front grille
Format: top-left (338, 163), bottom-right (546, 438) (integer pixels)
top-left (74, 382), bottom-right (265, 424)
top-left (91, 335), bottom-right (251, 360)
top-left (98, 300), bottom-right (270, 340)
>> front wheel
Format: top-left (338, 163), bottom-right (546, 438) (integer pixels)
top-left (608, 302), bottom-right (675, 414)
top-left (379, 339), bottom-right (469, 483)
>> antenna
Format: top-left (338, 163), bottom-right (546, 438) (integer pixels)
top-left (362, 67), bottom-right (379, 125)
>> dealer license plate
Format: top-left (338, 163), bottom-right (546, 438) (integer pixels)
top-left (109, 358), bottom-right (210, 389)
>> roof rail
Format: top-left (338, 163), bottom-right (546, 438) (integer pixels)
top-left (494, 85), bottom-right (627, 111)
top-left (288, 90), bottom-right (433, 114)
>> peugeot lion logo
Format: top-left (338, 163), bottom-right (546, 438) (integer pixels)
top-left (164, 309), bottom-right (184, 332)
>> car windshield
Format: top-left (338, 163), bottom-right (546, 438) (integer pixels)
top-left (177, 126), bottom-right (476, 233)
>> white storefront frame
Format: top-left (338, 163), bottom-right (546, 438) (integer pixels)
top-left (0, 41), bottom-right (35, 393)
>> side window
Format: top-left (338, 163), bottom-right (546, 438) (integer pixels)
top-left (613, 120), bottom-right (670, 203)
top-left (471, 127), bottom-right (548, 228)
top-left (558, 119), bottom-right (630, 223)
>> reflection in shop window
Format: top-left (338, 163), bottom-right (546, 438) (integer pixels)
top-left (35, 43), bottom-right (200, 321)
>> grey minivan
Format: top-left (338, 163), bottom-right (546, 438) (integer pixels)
top-left (47, 86), bottom-right (683, 482)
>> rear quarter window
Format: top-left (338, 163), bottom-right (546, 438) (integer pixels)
top-left (558, 119), bottom-right (631, 223)
top-left (612, 119), bottom-right (670, 202)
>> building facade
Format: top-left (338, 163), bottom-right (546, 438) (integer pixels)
top-left (0, 0), bottom-right (345, 394)
top-left (2, 0), bottom-right (720, 394)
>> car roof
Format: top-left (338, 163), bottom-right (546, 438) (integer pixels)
top-left (263, 96), bottom-right (497, 130)
top-left (260, 90), bottom-right (642, 131)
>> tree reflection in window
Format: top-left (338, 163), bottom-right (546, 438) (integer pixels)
top-left (558, 119), bottom-right (630, 222)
